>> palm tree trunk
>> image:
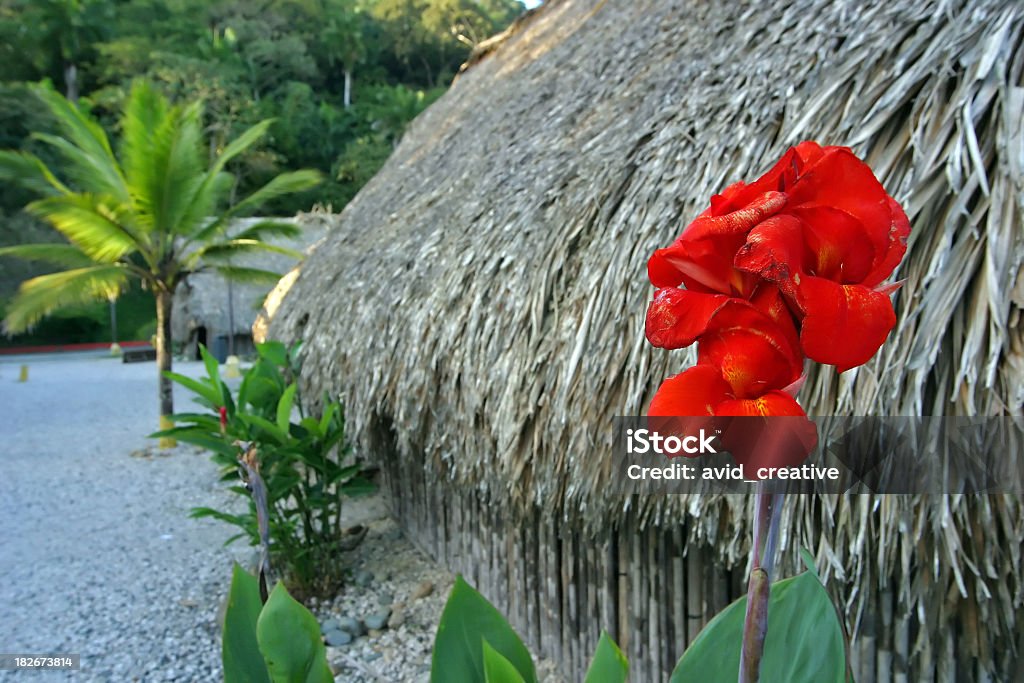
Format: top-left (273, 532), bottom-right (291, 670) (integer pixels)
top-left (343, 69), bottom-right (352, 108)
top-left (156, 288), bottom-right (176, 447)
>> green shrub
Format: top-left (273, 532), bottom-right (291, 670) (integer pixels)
top-left (156, 340), bottom-right (374, 598)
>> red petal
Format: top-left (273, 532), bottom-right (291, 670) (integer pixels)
top-left (645, 288), bottom-right (730, 349)
top-left (697, 301), bottom-right (804, 398)
top-left (861, 197), bottom-right (911, 287)
top-left (788, 147), bottom-right (893, 259)
top-left (716, 411), bottom-right (820, 473)
top-left (797, 277), bottom-right (897, 372)
top-left (648, 365), bottom-right (732, 417)
top-left (714, 391), bottom-right (809, 416)
top-left (788, 206), bottom-right (875, 283)
top-left (649, 236), bottom-right (752, 294)
top-left (683, 191), bottom-right (787, 241)
top-left (733, 214), bottom-right (807, 296)
top-left (749, 283), bottom-right (802, 356)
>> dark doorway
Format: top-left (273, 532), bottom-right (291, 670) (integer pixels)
top-left (195, 326), bottom-right (207, 359)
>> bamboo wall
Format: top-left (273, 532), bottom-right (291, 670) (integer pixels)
top-left (376, 447), bottom-right (1021, 682)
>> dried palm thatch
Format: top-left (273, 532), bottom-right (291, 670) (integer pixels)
top-left (263, 0), bottom-right (1024, 679)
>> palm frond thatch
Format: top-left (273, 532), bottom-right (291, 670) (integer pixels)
top-left (263, 0), bottom-right (1024, 678)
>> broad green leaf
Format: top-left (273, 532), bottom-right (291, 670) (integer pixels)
top-left (223, 564), bottom-right (271, 683)
top-left (483, 640), bottom-right (527, 683)
top-left (258, 341), bottom-right (289, 368)
top-left (670, 570), bottom-right (847, 683)
top-left (431, 576), bottom-right (536, 683)
top-left (163, 371), bottom-right (222, 405)
top-left (277, 383), bottom-right (298, 433)
top-left (237, 413), bottom-right (289, 445)
top-left (200, 344), bottom-right (222, 388)
top-left (584, 631), bottom-right (628, 683)
top-left (256, 582), bottom-right (333, 683)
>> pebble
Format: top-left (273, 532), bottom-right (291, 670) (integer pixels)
top-left (338, 616), bottom-right (364, 636)
top-left (324, 629), bottom-right (353, 647)
top-left (353, 569), bottom-right (375, 587)
top-left (378, 591), bottom-right (395, 606)
top-left (410, 580), bottom-right (434, 601)
top-left (364, 609), bottom-right (391, 631)
top-left (388, 605), bottom-right (406, 629)
top-left (321, 618), bottom-right (341, 633)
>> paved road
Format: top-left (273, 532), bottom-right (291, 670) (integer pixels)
top-left (0, 355), bottom-right (242, 681)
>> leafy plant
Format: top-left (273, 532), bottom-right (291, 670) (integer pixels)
top-left (431, 576), bottom-right (628, 683)
top-left (432, 564), bottom-right (846, 683)
top-left (223, 564), bottom-right (332, 683)
top-left (157, 340), bottom-right (374, 598)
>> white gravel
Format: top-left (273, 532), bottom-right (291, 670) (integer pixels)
top-left (0, 354), bottom-right (238, 682)
top-left (0, 353), bottom-right (565, 683)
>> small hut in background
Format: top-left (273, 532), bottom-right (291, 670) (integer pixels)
top-left (174, 216), bottom-right (324, 360)
top-left (262, 0), bottom-right (1024, 680)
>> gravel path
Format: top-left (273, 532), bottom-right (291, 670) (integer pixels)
top-left (0, 355), bottom-right (238, 682)
top-left (0, 353), bottom-right (564, 683)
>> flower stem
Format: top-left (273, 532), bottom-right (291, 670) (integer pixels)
top-left (739, 484), bottom-right (785, 683)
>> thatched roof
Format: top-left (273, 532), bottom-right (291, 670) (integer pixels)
top-left (263, 0), bottom-right (1024, 668)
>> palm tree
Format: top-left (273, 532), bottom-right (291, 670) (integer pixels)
top-left (0, 81), bottom-right (321, 438)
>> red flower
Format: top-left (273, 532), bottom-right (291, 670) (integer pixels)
top-left (219, 406), bottom-right (228, 434)
top-left (643, 142), bottom-right (910, 471)
top-left (647, 141), bottom-right (909, 373)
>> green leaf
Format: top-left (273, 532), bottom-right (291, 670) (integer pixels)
top-left (232, 220), bottom-right (302, 242)
top-left (200, 343), bottom-right (222, 386)
top-left (215, 265), bottom-right (285, 285)
top-left (483, 640), bottom-right (527, 683)
top-left (256, 582), bottom-right (333, 683)
top-left (0, 243), bottom-right (94, 268)
top-left (277, 383), bottom-right (298, 433)
top-left (2, 265), bottom-right (127, 333)
top-left (431, 576), bottom-right (536, 683)
top-left (0, 150), bottom-right (70, 196)
top-left (237, 413), bottom-right (289, 445)
top-left (258, 341), bottom-right (288, 367)
top-left (163, 371), bottom-right (222, 406)
top-left (198, 239), bottom-right (304, 263)
top-left (670, 570), bottom-right (847, 683)
top-left (223, 564), bottom-right (272, 683)
top-left (26, 193), bottom-right (139, 262)
top-left (227, 169), bottom-right (322, 218)
top-left (584, 631), bottom-right (629, 683)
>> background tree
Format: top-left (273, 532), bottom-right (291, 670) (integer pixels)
top-left (0, 82), bottom-right (321, 431)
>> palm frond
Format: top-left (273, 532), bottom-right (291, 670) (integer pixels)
top-left (32, 87), bottom-right (129, 203)
top-left (0, 243), bottom-right (95, 268)
top-left (26, 194), bottom-right (141, 263)
top-left (226, 170), bottom-right (323, 218)
top-left (213, 265), bottom-right (284, 285)
top-left (232, 220), bottom-right (303, 242)
top-left (0, 151), bottom-right (69, 196)
top-left (194, 239), bottom-right (304, 264)
top-left (2, 265), bottom-right (128, 333)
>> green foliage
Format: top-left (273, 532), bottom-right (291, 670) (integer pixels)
top-left (0, 0), bottom-right (527, 228)
top-left (432, 576), bottom-right (537, 683)
top-left (222, 565), bottom-right (332, 683)
top-left (432, 576), bottom-right (633, 683)
top-left (670, 563), bottom-right (848, 683)
top-left (157, 341), bottom-right (375, 598)
top-left (0, 81), bottom-right (320, 334)
top-left (583, 632), bottom-right (628, 683)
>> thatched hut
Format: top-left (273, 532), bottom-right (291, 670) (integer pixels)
top-left (262, 0), bottom-right (1024, 679)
